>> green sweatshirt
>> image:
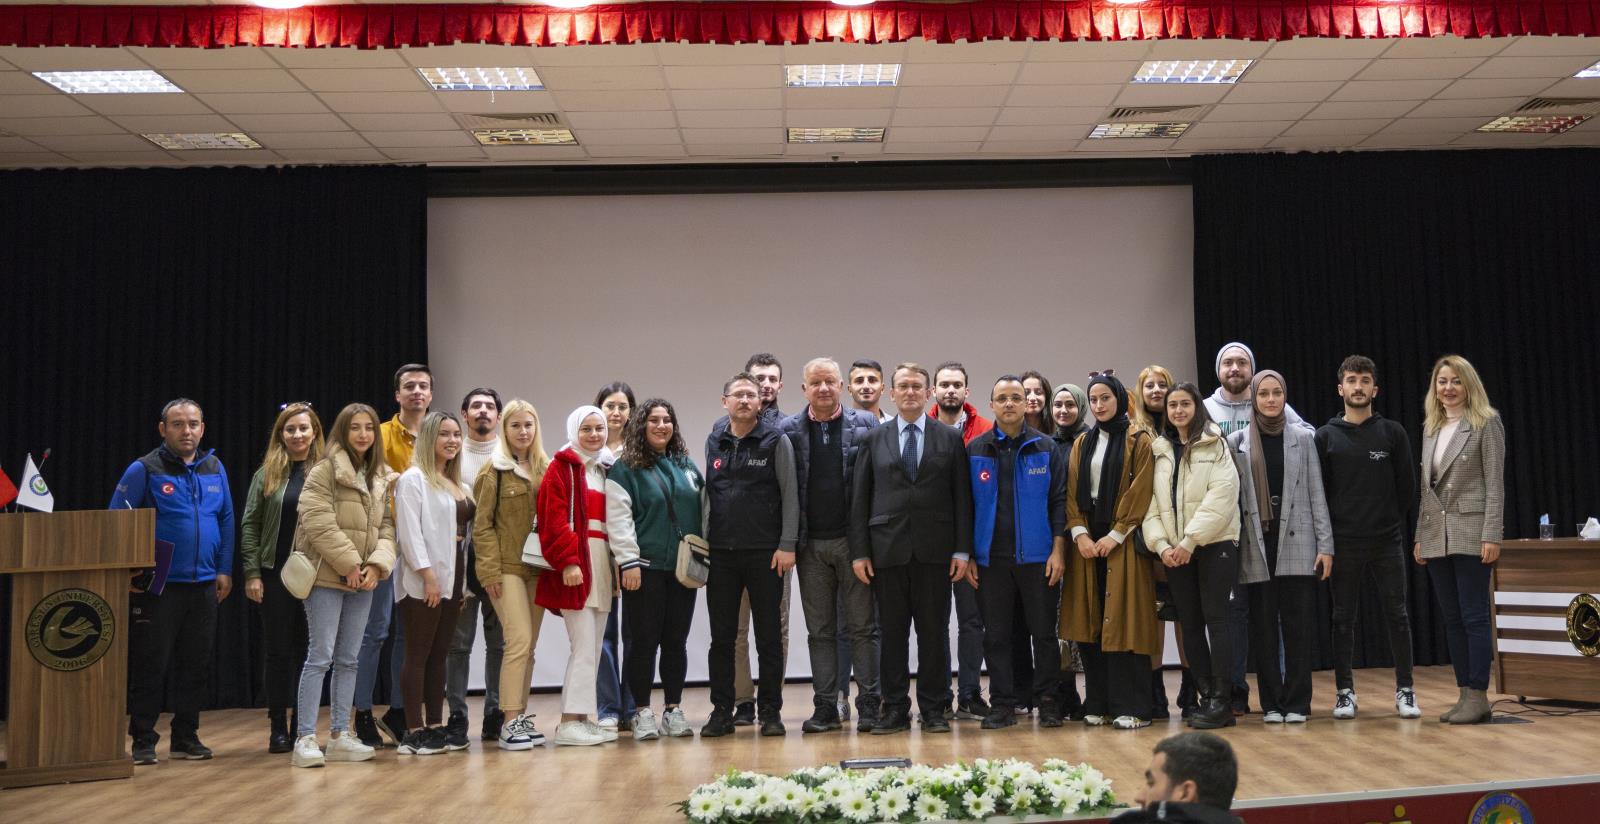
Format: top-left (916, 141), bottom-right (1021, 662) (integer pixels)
top-left (607, 455), bottom-right (704, 572)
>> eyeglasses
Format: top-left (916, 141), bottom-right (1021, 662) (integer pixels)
top-left (1088, 369), bottom-right (1116, 379)
top-left (993, 394), bottom-right (1025, 405)
top-left (280, 401), bottom-right (313, 411)
top-left (725, 391), bottom-right (759, 401)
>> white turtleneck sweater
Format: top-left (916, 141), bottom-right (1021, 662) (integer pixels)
top-left (461, 435), bottom-right (499, 488)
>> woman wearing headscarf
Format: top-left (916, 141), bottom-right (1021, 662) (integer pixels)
top-left (1057, 373), bottom-right (1158, 729)
top-left (534, 406), bottom-right (641, 746)
top-left (1228, 370), bottom-right (1333, 724)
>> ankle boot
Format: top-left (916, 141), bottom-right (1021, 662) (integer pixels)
top-left (1151, 670), bottom-right (1171, 720)
top-left (1190, 677), bottom-right (1237, 730)
top-left (1447, 689), bottom-right (1491, 725)
top-left (1439, 687), bottom-right (1469, 723)
top-left (269, 709), bottom-right (292, 754)
top-left (1176, 667), bottom-right (1199, 719)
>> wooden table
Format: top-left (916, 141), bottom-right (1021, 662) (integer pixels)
top-left (1493, 539), bottom-right (1600, 701)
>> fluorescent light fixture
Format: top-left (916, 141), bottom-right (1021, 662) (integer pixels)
top-left (142, 132), bottom-right (263, 150)
top-left (542, 0), bottom-right (591, 8)
top-left (785, 64), bottom-right (902, 88)
top-left (1475, 114), bottom-right (1592, 134)
top-left (32, 70), bottom-right (182, 95)
top-left (418, 67), bottom-right (545, 92)
top-left (1132, 59), bottom-right (1254, 84)
top-left (254, 0), bottom-right (305, 9)
top-left (786, 127), bottom-right (885, 143)
top-left (1577, 60), bottom-right (1600, 79)
top-left (1088, 122), bottom-right (1191, 139)
top-left (472, 128), bottom-right (578, 146)
top-left (831, 0), bottom-right (876, 6)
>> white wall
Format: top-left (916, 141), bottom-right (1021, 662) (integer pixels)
top-left (427, 185), bottom-right (1195, 689)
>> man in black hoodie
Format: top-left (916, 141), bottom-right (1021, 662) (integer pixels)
top-left (1314, 355), bottom-right (1420, 721)
top-left (1114, 732), bottom-right (1243, 824)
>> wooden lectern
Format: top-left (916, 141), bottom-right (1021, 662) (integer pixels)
top-left (0, 509), bottom-right (154, 789)
top-left (1493, 539), bottom-right (1600, 703)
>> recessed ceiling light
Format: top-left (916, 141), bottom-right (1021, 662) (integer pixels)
top-left (542, 0), bottom-right (591, 8)
top-left (786, 127), bottom-right (885, 143)
top-left (472, 128), bottom-right (578, 146)
top-left (254, 0), bottom-right (305, 9)
top-left (33, 70), bottom-right (182, 95)
top-left (1476, 114), bottom-right (1592, 134)
top-left (419, 67), bottom-right (545, 92)
top-left (1132, 59), bottom-right (1254, 84)
top-left (831, 0), bottom-right (876, 6)
top-left (143, 132), bottom-right (262, 150)
top-left (785, 64), bottom-right (902, 88)
top-left (1577, 60), bottom-right (1600, 79)
top-left (1088, 122), bottom-right (1192, 139)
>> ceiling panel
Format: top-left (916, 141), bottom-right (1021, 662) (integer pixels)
top-left (0, 46), bottom-right (146, 71)
top-left (565, 110), bottom-right (680, 129)
top-left (782, 42), bottom-right (908, 65)
top-left (1146, 39), bottom-right (1273, 60)
top-left (906, 39), bottom-right (1030, 64)
top-left (1355, 58), bottom-right (1486, 80)
top-left (1015, 61), bottom-right (1140, 85)
top-left (167, 69), bottom-right (307, 94)
top-left (1177, 136), bottom-right (1276, 151)
top-left (1467, 55), bottom-right (1600, 78)
top-left (0, 71), bottom-right (54, 94)
top-left (980, 139), bottom-right (1081, 153)
top-left (1262, 38), bottom-right (1392, 59)
top-left (1183, 120), bottom-right (1293, 138)
top-left (1435, 77), bottom-right (1561, 98)
top-left (1329, 79), bottom-right (1453, 101)
top-left (1306, 100), bottom-right (1421, 119)
top-left (196, 93), bottom-right (330, 114)
top-left (340, 112), bottom-right (461, 131)
top-left (783, 88), bottom-right (900, 109)
top-left (1282, 118), bottom-right (1394, 136)
top-left (575, 128), bottom-right (683, 146)
top-left (1382, 36), bottom-right (1510, 59)
top-left (993, 106), bottom-right (1106, 126)
top-left (74, 93), bottom-right (215, 116)
top-left (31, 133), bottom-right (160, 152)
top-left (884, 141), bottom-right (985, 154)
top-left (274, 147), bottom-right (389, 163)
top-left (538, 66), bottom-right (666, 91)
top-left (901, 62), bottom-right (1019, 86)
top-left (656, 44), bottom-right (783, 66)
top-left (0, 94), bottom-right (96, 117)
top-left (680, 128), bottom-right (781, 144)
top-left (987, 125), bottom-right (1083, 142)
top-left (672, 109), bottom-right (781, 129)
top-left (267, 48), bottom-right (408, 69)
top-left (254, 132), bottom-right (374, 150)
top-left (0, 115), bottom-right (125, 136)
top-left (895, 85), bottom-right (1010, 107)
top-left (671, 88), bottom-right (783, 110)
top-left (226, 113), bottom-right (351, 132)
top-left (663, 64), bottom-right (783, 89)
top-left (684, 144), bottom-right (785, 157)
top-left (1407, 97), bottom-right (1526, 117)
top-left (1002, 85), bottom-right (1119, 107)
top-left (131, 46), bottom-right (283, 70)
top-left (108, 114), bottom-right (239, 133)
top-left (1112, 84), bottom-right (1233, 106)
top-left (551, 89), bottom-right (672, 111)
top-left (1219, 81), bottom-right (1343, 103)
top-left (1205, 101), bottom-right (1319, 121)
top-left (364, 130), bottom-right (478, 148)
top-left (587, 144), bottom-right (688, 158)
top-left (1377, 116), bottom-right (1492, 134)
top-left (886, 126), bottom-right (991, 142)
top-left (1026, 41), bottom-right (1151, 62)
top-left (786, 108), bottom-right (892, 128)
top-left (1241, 59), bottom-right (1370, 83)
top-left (320, 91), bottom-right (446, 113)
top-left (890, 107), bottom-right (1000, 127)
top-left (432, 91), bottom-right (557, 113)
top-left (1497, 36), bottom-right (1600, 57)
top-left (290, 69), bottom-right (427, 93)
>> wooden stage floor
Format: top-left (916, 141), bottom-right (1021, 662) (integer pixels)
top-left (5, 665), bottom-right (1594, 823)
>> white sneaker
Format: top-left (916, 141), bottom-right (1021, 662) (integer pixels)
top-left (498, 714), bottom-right (544, 750)
top-left (837, 694), bottom-right (851, 722)
top-left (1395, 688), bottom-right (1422, 719)
top-left (553, 720), bottom-right (606, 747)
top-left (597, 716), bottom-right (619, 731)
top-left (1284, 712), bottom-right (1308, 724)
top-left (1263, 711), bottom-right (1285, 724)
top-left (593, 720), bottom-right (619, 743)
top-left (662, 707), bottom-right (694, 738)
top-left (1333, 689), bottom-right (1358, 720)
top-left (325, 730), bottom-right (375, 762)
top-left (632, 708), bottom-right (660, 741)
top-left (1083, 714), bottom-right (1109, 727)
top-left (1111, 716), bottom-right (1151, 729)
top-left (291, 734), bottom-right (325, 768)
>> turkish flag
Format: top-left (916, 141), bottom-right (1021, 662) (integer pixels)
top-left (0, 465), bottom-right (16, 508)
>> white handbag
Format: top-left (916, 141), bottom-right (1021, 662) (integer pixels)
top-left (280, 548), bottom-right (321, 600)
top-left (511, 469), bottom-right (554, 571)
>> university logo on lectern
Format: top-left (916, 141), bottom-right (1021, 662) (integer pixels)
top-left (25, 588), bottom-right (115, 672)
top-left (1469, 791), bottom-right (1534, 824)
top-left (1565, 594), bottom-right (1600, 657)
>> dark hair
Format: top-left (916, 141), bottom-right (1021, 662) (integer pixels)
top-left (850, 358), bottom-right (883, 377)
top-left (744, 353), bottom-right (782, 378)
top-left (723, 372), bottom-right (759, 396)
top-left (593, 381), bottom-right (636, 410)
top-left (460, 387), bottom-right (503, 413)
top-left (1162, 383), bottom-right (1215, 465)
top-left (1019, 369), bottom-right (1056, 436)
top-left (393, 363), bottom-right (432, 392)
top-left (1153, 732), bottom-right (1237, 811)
top-left (1338, 354), bottom-right (1377, 382)
top-left (325, 402), bottom-right (385, 488)
top-left (934, 361), bottom-right (968, 384)
top-left (621, 399), bottom-right (688, 469)
top-left (892, 362), bottom-right (931, 387)
top-left (160, 397), bottom-right (202, 423)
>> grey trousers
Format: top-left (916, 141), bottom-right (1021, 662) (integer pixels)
top-left (445, 593), bottom-right (504, 718)
top-left (797, 537), bottom-right (880, 708)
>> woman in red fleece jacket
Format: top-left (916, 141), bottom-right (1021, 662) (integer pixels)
top-left (535, 405), bottom-right (639, 746)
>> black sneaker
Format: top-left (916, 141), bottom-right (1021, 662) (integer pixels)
top-left (759, 716), bottom-right (786, 737)
top-left (1231, 685), bottom-right (1251, 717)
top-left (170, 736), bottom-right (213, 760)
top-left (481, 708), bottom-right (505, 741)
top-left (1038, 699), bottom-right (1065, 728)
top-left (920, 710), bottom-right (951, 733)
top-left (802, 705), bottom-right (841, 734)
top-left (132, 741), bottom-right (158, 766)
top-left (732, 702), bottom-right (756, 727)
top-left (701, 711), bottom-right (736, 738)
top-left (353, 710), bottom-right (383, 748)
top-left (398, 728), bottom-right (443, 755)
top-left (956, 694), bottom-right (990, 721)
top-left (377, 707), bottom-right (408, 746)
top-left (981, 707), bottom-right (1017, 730)
top-left (856, 698), bottom-right (881, 734)
top-left (443, 713), bottom-right (470, 752)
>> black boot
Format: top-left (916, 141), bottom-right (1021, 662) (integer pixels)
top-left (1177, 668), bottom-right (1200, 720)
top-left (1151, 670), bottom-right (1171, 720)
top-left (1190, 676), bottom-right (1237, 730)
top-left (269, 709), bottom-right (292, 754)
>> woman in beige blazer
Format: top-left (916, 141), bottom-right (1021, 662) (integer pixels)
top-left (1414, 355), bottom-right (1505, 725)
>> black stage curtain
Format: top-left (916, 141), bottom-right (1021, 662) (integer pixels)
top-left (1192, 148), bottom-right (1600, 675)
top-left (0, 165), bottom-right (428, 715)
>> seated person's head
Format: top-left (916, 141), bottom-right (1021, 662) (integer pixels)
top-left (1135, 732), bottom-right (1238, 811)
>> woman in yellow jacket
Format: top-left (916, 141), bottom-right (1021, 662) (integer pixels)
top-left (1057, 373), bottom-right (1158, 729)
top-left (1143, 384), bottom-right (1240, 730)
top-left (291, 403), bottom-right (397, 768)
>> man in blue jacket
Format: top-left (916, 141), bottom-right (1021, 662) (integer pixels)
top-left (968, 375), bottom-right (1069, 729)
top-left (110, 398), bottom-right (235, 766)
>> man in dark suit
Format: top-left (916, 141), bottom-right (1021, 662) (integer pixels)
top-left (850, 362), bottom-right (974, 735)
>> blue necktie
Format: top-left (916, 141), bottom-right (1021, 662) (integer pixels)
top-left (902, 424), bottom-right (919, 481)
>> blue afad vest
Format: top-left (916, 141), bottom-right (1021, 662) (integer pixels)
top-left (969, 432), bottom-right (1056, 567)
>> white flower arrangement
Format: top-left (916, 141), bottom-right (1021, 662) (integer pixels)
top-left (679, 759), bottom-right (1117, 823)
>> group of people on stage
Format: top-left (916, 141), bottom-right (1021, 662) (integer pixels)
top-left (112, 343), bottom-right (1506, 768)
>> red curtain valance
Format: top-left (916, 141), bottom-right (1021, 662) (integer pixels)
top-left (1, 1), bottom-right (1597, 49)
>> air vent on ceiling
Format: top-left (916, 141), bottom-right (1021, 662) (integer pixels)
top-left (1515, 97), bottom-right (1600, 114)
top-left (1104, 105), bottom-right (1208, 122)
top-left (454, 112), bottom-right (565, 130)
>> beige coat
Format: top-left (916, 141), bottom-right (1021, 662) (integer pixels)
top-left (1143, 426), bottom-right (1241, 556)
top-left (1059, 428), bottom-right (1161, 658)
top-left (294, 449), bottom-right (396, 592)
top-left (472, 454), bottom-right (547, 587)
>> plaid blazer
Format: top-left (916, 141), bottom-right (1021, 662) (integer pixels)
top-left (1416, 414), bottom-right (1506, 559)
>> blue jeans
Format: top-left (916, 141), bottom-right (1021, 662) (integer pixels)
top-left (354, 576), bottom-right (405, 710)
top-left (597, 596), bottom-right (635, 721)
top-left (298, 586), bottom-right (375, 736)
top-left (1426, 555), bottom-right (1494, 690)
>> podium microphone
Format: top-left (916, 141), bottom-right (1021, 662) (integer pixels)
top-left (38, 448), bottom-right (51, 471)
